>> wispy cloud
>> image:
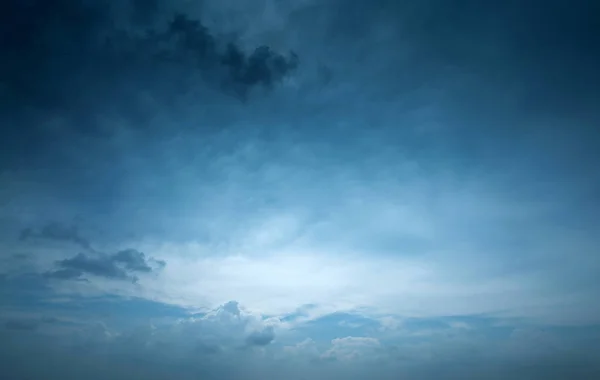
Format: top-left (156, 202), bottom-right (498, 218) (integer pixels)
top-left (20, 223), bottom-right (92, 251)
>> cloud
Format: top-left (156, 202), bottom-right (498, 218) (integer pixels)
top-left (245, 325), bottom-right (275, 346)
top-left (165, 13), bottom-right (299, 99)
top-left (222, 301), bottom-right (241, 317)
top-left (2, 299), bottom-right (600, 379)
top-left (0, 0), bottom-right (300, 179)
top-left (45, 249), bottom-right (164, 282)
top-left (321, 337), bottom-right (382, 362)
top-left (19, 223), bottom-right (91, 251)
top-left (16, 222), bottom-right (166, 283)
top-left (45, 268), bottom-right (90, 281)
top-left (112, 249), bottom-right (162, 272)
top-left (0, 0), bottom-right (298, 120)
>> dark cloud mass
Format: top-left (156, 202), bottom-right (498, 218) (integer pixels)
top-left (46, 249), bottom-right (163, 282)
top-left (0, 0), bottom-right (298, 172)
top-left (0, 0), bottom-right (297, 110)
top-left (112, 249), bottom-right (161, 272)
top-left (18, 222), bottom-right (164, 282)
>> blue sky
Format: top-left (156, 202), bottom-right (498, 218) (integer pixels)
top-left (1, 0), bottom-right (600, 378)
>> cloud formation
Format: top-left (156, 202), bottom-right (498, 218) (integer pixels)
top-left (2, 299), bottom-right (599, 379)
top-left (46, 249), bottom-right (164, 282)
top-left (321, 336), bottom-right (381, 362)
top-left (245, 325), bottom-right (275, 346)
top-left (0, 0), bottom-right (297, 114)
top-left (20, 223), bottom-right (91, 251)
top-left (0, 0), bottom-right (299, 174)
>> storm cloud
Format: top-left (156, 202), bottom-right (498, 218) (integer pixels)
top-left (0, 0), bottom-right (298, 110)
top-left (46, 249), bottom-right (163, 282)
top-left (0, 0), bottom-right (299, 174)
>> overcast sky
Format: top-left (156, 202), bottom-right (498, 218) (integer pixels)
top-left (1, 0), bottom-right (600, 379)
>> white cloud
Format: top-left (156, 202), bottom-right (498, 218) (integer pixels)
top-left (377, 316), bottom-right (404, 331)
top-left (321, 337), bottom-right (382, 362)
top-left (284, 338), bottom-right (320, 358)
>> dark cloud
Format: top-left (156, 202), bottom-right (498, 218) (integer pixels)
top-left (45, 268), bottom-right (90, 281)
top-left (46, 249), bottom-right (164, 282)
top-left (0, 0), bottom-right (298, 117)
top-left (20, 223), bottom-right (91, 251)
top-left (112, 249), bottom-right (153, 272)
top-left (0, 0), bottom-right (299, 178)
top-left (17, 221), bottom-right (165, 282)
top-left (221, 44), bottom-right (299, 100)
top-left (245, 326), bottom-right (275, 347)
top-left (52, 253), bottom-right (130, 281)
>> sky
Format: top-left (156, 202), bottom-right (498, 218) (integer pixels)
top-left (1, 0), bottom-right (599, 379)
